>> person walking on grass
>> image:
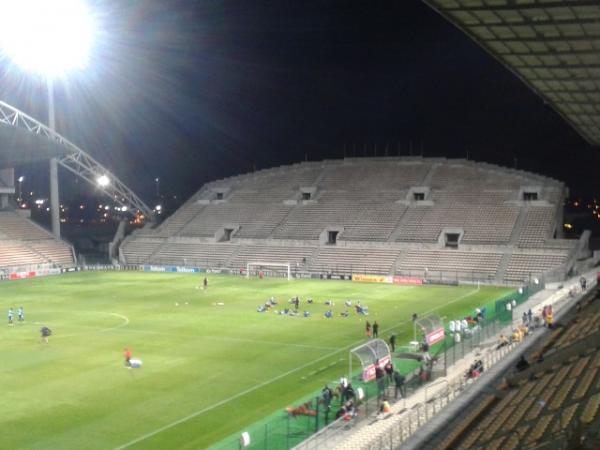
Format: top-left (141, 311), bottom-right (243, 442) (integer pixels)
top-left (365, 320), bottom-right (372, 338)
top-left (8, 307), bottom-right (14, 326)
top-left (40, 326), bottom-right (52, 343)
top-left (373, 321), bottom-right (379, 338)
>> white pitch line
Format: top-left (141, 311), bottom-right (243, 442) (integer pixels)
top-left (49, 312), bottom-right (130, 339)
top-left (113, 286), bottom-right (482, 449)
top-left (113, 345), bottom-right (352, 450)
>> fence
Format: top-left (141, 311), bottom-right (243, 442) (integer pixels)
top-left (211, 281), bottom-right (544, 450)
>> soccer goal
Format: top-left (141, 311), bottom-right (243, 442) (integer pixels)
top-left (246, 262), bottom-right (291, 280)
top-left (349, 339), bottom-right (391, 382)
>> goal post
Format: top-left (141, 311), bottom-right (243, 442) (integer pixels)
top-left (246, 262), bottom-right (291, 280)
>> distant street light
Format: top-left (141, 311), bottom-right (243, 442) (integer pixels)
top-left (17, 175), bottom-right (25, 202)
top-left (155, 177), bottom-right (160, 199)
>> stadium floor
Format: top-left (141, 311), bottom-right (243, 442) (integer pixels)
top-left (0, 272), bottom-right (512, 449)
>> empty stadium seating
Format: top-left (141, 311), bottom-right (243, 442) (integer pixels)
top-left (504, 253), bottom-right (567, 283)
top-left (310, 247), bottom-right (399, 275)
top-left (120, 158), bottom-right (575, 284)
top-left (396, 250), bottom-right (503, 276)
top-left (0, 210), bottom-right (75, 269)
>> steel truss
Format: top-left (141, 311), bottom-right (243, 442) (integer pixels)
top-left (0, 100), bottom-right (153, 219)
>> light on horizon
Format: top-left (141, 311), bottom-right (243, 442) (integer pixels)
top-left (0, 0), bottom-right (96, 77)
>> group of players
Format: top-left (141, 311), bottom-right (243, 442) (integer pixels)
top-left (257, 295), bottom-right (369, 320)
top-left (7, 307), bottom-right (25, 324)
top-left (7, 307), bottom-right (52, 343)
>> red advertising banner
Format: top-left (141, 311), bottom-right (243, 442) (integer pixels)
top-left (362, 354), bottom-right (391, 382)
top-left (426, 327), bottom-right (445, 345)
top-left (9, 271), bottom-right (36, 280)
top-left (392, 276), bottom-right (423, 285)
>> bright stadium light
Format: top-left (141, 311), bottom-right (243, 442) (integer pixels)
top-left (0, 0), bottom-right (96, 77)
top-left (97, 174), bottom-right (110, 187)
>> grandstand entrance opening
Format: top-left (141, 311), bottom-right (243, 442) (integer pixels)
top-left (223, 228), bottom-right (234, 242)
top-left (445, 232), bottom-right (460, 248)
top-left (523, 191), bottom-right (538, 201)
top-left (349, 339), bottom-right (391, 382)
top-left (327, 231), bottom-right (338, 245)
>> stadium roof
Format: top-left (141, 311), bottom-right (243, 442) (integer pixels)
top-left (423, 0), bottom-right (600, 146)
top-left (0, 122), bottom-right (69, 166)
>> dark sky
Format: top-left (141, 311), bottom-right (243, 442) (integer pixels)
top-left (0, 0), bottom-right (597, 206)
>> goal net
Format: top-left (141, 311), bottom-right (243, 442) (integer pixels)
top-left (246, 262), bottom-right (291, 280)
top-left (349, 339), bottom-right (391, 382)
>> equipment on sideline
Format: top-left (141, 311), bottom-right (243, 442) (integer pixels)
top-left (130, 359), bottom-right (143, 368)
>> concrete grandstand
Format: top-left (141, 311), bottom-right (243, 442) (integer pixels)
top-left (120, 157), bottom-right (586, 285)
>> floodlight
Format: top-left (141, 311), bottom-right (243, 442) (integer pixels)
top-left (18, 176), bottom-right (25, 182)
top-left (97, 174), bottom-right (110, 187)
top-left (155, 204), bottom-right (162, 211)
top-left (0, 0), bottom-right (96, 77)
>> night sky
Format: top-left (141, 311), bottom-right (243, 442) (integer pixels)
top-left (0, 0), bottom-right (597, 206)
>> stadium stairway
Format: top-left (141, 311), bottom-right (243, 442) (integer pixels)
top-left (317, 271), bottom-right (598, 450)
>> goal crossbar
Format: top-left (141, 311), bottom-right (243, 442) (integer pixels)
top-left (246, 262), bottom-right (291, 280)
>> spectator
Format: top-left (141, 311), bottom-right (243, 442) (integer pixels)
top-left (527, 309), bottom-right (533, 324)
top-left (580, 276), bottom-right (587, 291)
top-left (522, 312), bottom-right (528, 325)
top-left (393, 370), bottom-right (406, 398)
top-left (343, 383), bottom-right (355, 402)
top-left (449, 320), bottom-right (456, 333)
top-left (322, 385), bottom-right (333, 408)
top-left (389, 333), bottom-right (396, 352)
top-left (516, 355), bottom-right (530, 372)
top-left (375, 363), bottom-right (386, 398)
top-left (496, 334), bottom-right (509, 350)
top-left (384, 360), bottom-right (394, 382)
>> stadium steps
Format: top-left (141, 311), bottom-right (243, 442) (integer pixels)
top-left (507, 204), bottom-right (530, 246)
top-left (141, 238), bottom-right (169, 264)
top-left (387, 204), bottom-right (419, 242)
top-left (22, 241), bottom-right (52, 265)
top-left (420, 161), bottom-right (438, 186)
top-left (495, 251), bottom-right (512, 283)
top-left (264, 202), bottom-right (300, 239)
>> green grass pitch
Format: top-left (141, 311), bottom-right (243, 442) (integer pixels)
top-left (0, 272), bottom-right (512, 449)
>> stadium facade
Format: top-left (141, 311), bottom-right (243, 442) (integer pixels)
top-left (120, 157), bottom-right (588, 285)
